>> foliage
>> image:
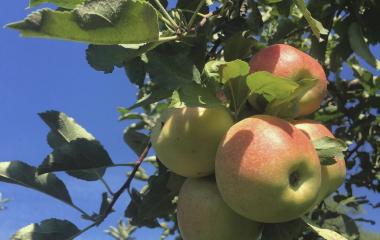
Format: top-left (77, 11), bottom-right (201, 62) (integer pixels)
top-left (3, 0), bottom-right (380, 239)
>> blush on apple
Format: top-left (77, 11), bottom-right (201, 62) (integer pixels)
top-left (248, 44), bottom-right (328, 117)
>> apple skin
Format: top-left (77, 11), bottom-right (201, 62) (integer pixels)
top-left (177, 177), bottom-right (261, 240)
top-left (215, 115), bottom-right (321, 223)
top-left (293, 119), bottom-right (346, 202)
top-left (248, 44), bottom-right (328, 117)
top-left (151, 107), bottom-right (234, 178)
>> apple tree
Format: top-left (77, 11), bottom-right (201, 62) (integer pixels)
top-left (2, 0), bottom-right (380, 239)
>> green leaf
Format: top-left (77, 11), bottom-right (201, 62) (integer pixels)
top-left (203, 60), bottom-right (226, 83)
top-left (0, 161), bottom-right (73, 205)
top-left (125, 165), bottom-right (185, 227)
top-left (86, 45), bottom-right (140, 73)
top-left (39, 139), bottom-right (113, 180)
top-left (246, 71), bottom-right (317, 117)
top-left (294, 0), bottom-right (328, 40)
top-left (7, 0), bottom-right (159, 44)
top-left (11, 218), bottom-right (79, 240)
top-left (220, 60), bottom-right (250, 84)
top-left (348, 22), bottom-right (380, 69)
top-left (224, 32), bottom-right (261, 61)
top-left (117, 108), bottom-right (144, 121)
top-left (169, 83), bottom-right (221, 108)
top-left (127, 87), bottom-right (172, 110)
top-left (261, 219), bottom-right (306, 240)
top-left (219, 60), bottom-right (251, 115)
top-left (39, 111), bottom-right (113, 181)
top-left (123, 125), bottom-right (150, 156)
top-left (312, 137), bottom-right (347, 165)
top-left (29, 0), bottom-right (84, 9)
top-left (125, 57), bottom-right (146, 87)
top-left (269, 18), bottom-right (297, 43)
top-left (146, 46), bottom-right (201, 88)
top-left (306, 221), bottom-right (349, 240)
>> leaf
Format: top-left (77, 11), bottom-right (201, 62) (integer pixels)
top-left (145, 46), bottom-right (201, 88)
top-left (125, 57), bottom-right (146, 87)
top-left (219, 60), bottom-right (251, 114)
top-left (106, 221), bottom-right (137, 240)
top-left (306, 221), bottom-right (349, 240)
top-left (39, 139), bottom-right (113, 180)
top-left (348, 22), bottom-right (380, 69)
top-left (313, 137), bottom-right (348, 165)
top-left (294, 0), bottom-right (328, 40)
top-left (269, 18), bottom-right (297, 43)
top-left (11, 218), bottom-right (79, 240)
top-left (99, 192), bottom-right (112, 216)
top-left (224, 32), bottom-right (261, 61)
top-left (117, 108), bottom-right (144, 121)
top-left (86, 45), bottom-right (140, 73)
top-left (220, 60), bottom-right (250, 84)
top-left (127, 87), bottom-right (172, 110)
top-left (125, 165), bottom-right (185, 228)
top-left (39, 111), bottom-right (113, 181)
top-left (261, 219), bottom-right (306, 240)
top-left (29, 0), bottom-right (84, 9)
top-left (203, 60), bottom-right (226, 83)
top-left (7, 0), bottom-right (159, 44)
top-left (246, 71), bottom-right (317, 117)
top-left (0, 161), bottom-right (72, 205)
top-left (169, 83), bottom-right (221, 108)
top-left (123, 126), bottom-right (150, 156)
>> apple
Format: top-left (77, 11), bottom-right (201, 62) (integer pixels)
top-left (215, 115), bottom-right (321, 223)
top-left (293, 119), bottom-right (346, 202)
top-left (248, 44), bottom-right (328, 117)
top-left (151, 107), bottom-right (234, 178)
top-left (177, 177), bottom-right (261, 240)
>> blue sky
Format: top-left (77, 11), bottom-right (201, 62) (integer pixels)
top-left (0, 1), bottom-right (379, 239)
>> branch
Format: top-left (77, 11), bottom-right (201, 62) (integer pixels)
top-left (100, 142), bottom-right (152, 222)
top-left (187, 0), bottom-right (206, 30)
top-left (152, 0), bottom-right (179, 30)
top-left (69, 142), bottom-right (152, 238)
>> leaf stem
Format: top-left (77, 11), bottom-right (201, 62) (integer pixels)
top-left (187, 0), bottom-right (206, 29)
top-left (153, 0), bottom-right (179, 30)
top-left (99, 176), bottom-right (114, 196)
top-left (69, 203), bottom-right (92, 219)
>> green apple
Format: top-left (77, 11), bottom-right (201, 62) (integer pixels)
top-left (293, 119), bottom-right (346, 202)
top-left (215, 115), bottom-right (321, 223)
top-left (248, 44), bottom-right (328, 117)
top-left (177, 177), bottom-right (261, 240)
top-left (151, 107), bottom-right (234, 178)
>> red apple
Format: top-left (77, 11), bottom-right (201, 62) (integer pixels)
top-left (293, 119), bottom-right (346, 202)
top-left (177, 177), bottom-right (261, 240)
top-left (215, 115), bottom-right (321, 223)
top-left (248, 44), bottom-right (328, 116)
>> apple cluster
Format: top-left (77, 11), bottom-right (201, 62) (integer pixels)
top-left (151, 44), bottom-right (346, 240)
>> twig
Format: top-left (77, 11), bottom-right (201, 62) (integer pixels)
top-left (100, 142), bottom-right (151, 221)
top-left (187, 0), bottom-right (206, 30)
top-left (153, 0), bottom-right (179, 30)
top-left (68, 142), bottom-right (152, 239)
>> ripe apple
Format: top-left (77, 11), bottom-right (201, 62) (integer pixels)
top-left (151, 107), bottom-right (234, 178)
top-left (293, 119), bottom-right (346, 202)
top-left (215, 115), bottom-right (321, 223)
top-left (177, 177), bottom-right (261, 240)
top-left (248, 44), bottom-right (328, 117)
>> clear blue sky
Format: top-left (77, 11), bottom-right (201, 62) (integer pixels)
top-left (0, 1), bottom-right (379, 239)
